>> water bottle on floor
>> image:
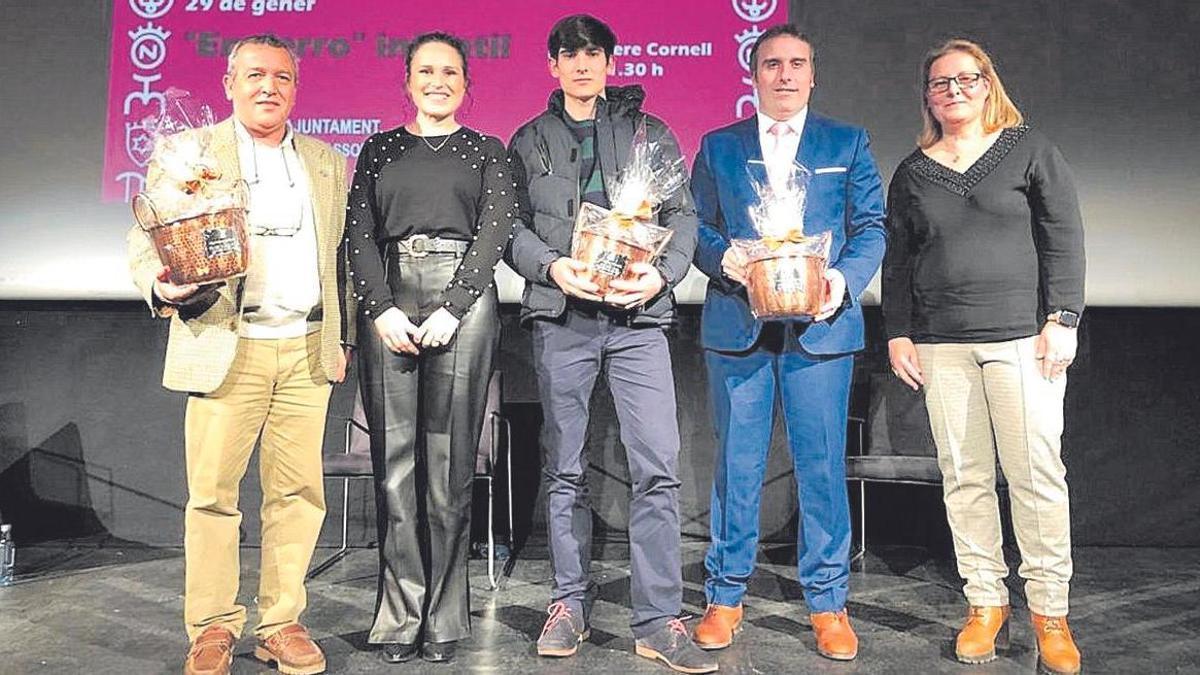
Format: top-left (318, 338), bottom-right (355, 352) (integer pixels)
top-left (0, 524), bottom-right (14, 586)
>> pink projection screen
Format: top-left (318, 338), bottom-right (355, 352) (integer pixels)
top-left (104, 0), bottom-right (786, 203)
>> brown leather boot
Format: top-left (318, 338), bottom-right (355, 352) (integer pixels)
top-left (810, 610), bottom-right (858, 661)
top-left (693, 604), bottom-right (743, 650)
top-left (1031, 613), bottom-right (1081, 675)
top-left (955, 605), bottom-right (1010, 663)
top-left (183, 625), bottom-right (235, 675)
top-left (254, 623), bottom-right (326, 675)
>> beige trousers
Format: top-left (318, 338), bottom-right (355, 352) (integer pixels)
top-left (917, 336), bottom-right (1072, 616)
top-left (182, 332), bottom-right (330, 641)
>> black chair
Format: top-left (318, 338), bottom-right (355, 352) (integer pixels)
top-left (847, 372), bottom-right (1006, 562)
top-left (308, 370), bottom-right (513, 587)
top-left (473, 371), bottom-right (514, 589)
top-left (846, 373), bottom-right (943, 563)
top-left (307, 390), bottom-right (372, 580)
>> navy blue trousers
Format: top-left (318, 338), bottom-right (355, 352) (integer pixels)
top-left (532, 308), bottom-right (682, 638)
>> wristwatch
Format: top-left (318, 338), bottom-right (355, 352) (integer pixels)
top-left (1047, 310), bottom-right (1081, 328)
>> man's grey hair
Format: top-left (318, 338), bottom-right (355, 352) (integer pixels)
top-left (225, 34), bottom-right (300, 81)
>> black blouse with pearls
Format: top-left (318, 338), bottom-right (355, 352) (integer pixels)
top-left (345, 126), bottom-right (519, 320)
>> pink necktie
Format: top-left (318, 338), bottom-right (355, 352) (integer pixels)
top-left (768, 121), bottom-right (793, 154)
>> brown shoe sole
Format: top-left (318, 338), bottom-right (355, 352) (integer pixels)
top-left (696, 623), bottom-right (742, 651)
top-left (183, 653), bottom-right (231, 675)
top-left (1037, 655), bottom-right (1081, 675)
top-left (253, 646), bottom-right (327, 675)
top-left (634, 644), bottom-right (720, 674)
top-left (957, 648), bottom-right (998, 664)
top-left (537, 628), bottom-right (591, 657)
top-left (817, 647), bottom-right (858, 661)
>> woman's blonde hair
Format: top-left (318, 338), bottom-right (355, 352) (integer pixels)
top-left (918, 39), bottom-right (1023, 148)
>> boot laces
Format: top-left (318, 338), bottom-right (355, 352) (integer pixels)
top-left (541, 602), bottom-right (574, 638)
top-left (1042, 617), bottom-right (1067, 634)
top-left (667, 618), bottom-right (689, 637)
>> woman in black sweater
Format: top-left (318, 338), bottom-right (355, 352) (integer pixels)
top-left (345, 32), bottom-right (517, 665)
top-left (881, 39), bottom-right (1085, 675)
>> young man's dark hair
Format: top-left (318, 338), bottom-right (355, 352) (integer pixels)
top-left (748, 23), bottom-right (815, 71)
top-left (547, 14), bottom-right (617, 59)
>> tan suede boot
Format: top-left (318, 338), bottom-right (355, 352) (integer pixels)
top-left (1031, 613), bottom-right (1081, 675)
top-left (955, 605), bottom-right (1010, 664)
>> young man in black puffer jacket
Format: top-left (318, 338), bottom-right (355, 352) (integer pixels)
top-left (504, 13), bottom-right (713, 675)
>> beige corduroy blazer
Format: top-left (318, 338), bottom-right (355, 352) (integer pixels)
top-left (127, 117), bottom-right (355, 393)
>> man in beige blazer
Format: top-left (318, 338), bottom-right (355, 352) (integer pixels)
top-left (127, 35), bottom-right (353, 675)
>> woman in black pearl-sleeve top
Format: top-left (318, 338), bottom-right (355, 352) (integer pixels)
top-left (343, 32), bottom-right (517, 664)
top-left (881, 39), bottom-right (1086, 674)
top-left (346, 122), bottom-right (517, 322)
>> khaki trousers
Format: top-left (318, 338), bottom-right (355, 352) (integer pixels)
top-left (182, 332), bottom-right (330, 641)
top-left (917, 336), bottom-right (1072, 616)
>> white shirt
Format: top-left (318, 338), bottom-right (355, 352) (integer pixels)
top-left (757, 108), bottom-right (808, 192)
top-left (233, 120), bottom-right (321, 339)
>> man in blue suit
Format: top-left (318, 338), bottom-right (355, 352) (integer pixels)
top-left (690, 25), bottom-right (886, 661)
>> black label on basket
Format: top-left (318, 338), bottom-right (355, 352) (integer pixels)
top-left (203, 228), bottom-right (240, 258)
top-left (771, 266), bottom-right (806, 294)
top-left (593, 250), bottom-right (629, 278)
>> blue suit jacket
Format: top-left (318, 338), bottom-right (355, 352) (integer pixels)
top-left (692, 113), bottom-right (886, 354)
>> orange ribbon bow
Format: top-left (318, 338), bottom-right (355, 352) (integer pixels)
top-left (762, 229), bottom-right (807, 251)
top-left (181, 164), bottom-right (223, 196)
top-left (611, 200), bottom-right (655, 229)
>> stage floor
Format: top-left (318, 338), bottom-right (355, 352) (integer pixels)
top-left (2, 540), bottom-right (1197, 673)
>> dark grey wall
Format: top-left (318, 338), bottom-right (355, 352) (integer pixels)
top-left (788, 1), bottom-right (1200, 306)
top-left (2, 304), bottom-right (1198, 550)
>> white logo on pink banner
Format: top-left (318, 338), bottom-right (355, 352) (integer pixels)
top-left (130, 0), bottom-right (175, 20)
top-left (732, 0), bottom-right (778, 23)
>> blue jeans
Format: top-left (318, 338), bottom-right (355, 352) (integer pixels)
top-left (704, 323), bottom-right (853, 613)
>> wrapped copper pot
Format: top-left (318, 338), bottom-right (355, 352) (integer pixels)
top-left (571, 201), bottom-right (673, 297)
top-left (732, 231), bottom-right (832, 319)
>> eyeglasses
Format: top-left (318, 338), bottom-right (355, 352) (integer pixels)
top-left (250, 223), bottom-right (303, 237)
top-left (248, 193), bottom-right (305, 237)
top-left (244, 142), bottom-right (306, 237)
top-left (926, 72), bottom-right (985, 94)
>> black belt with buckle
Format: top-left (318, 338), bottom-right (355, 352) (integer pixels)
top-left (392, 234), bottom-right (470, 258)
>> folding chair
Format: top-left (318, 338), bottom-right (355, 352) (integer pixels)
top-left (474, 370), bottom-right (514, 590)
top-left (309, 371), bottom-right (513, 588)
top-left (308, 390), bottom-right (372, 580)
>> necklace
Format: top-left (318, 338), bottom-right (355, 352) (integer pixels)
top-left (420, 134), bottom-right (451, 153)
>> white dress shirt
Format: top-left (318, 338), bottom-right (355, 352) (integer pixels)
top-left (233, 120), bottom-right (321, 339)
top-left (757, 108), bottom-right (808, 192)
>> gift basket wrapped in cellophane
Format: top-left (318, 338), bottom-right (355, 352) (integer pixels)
top-left (131, 89), bottom-right (249, 286)
top-left (569, 118), bottom-right (685, 297)
top-left (731, 163), bottom-right (832, 319)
